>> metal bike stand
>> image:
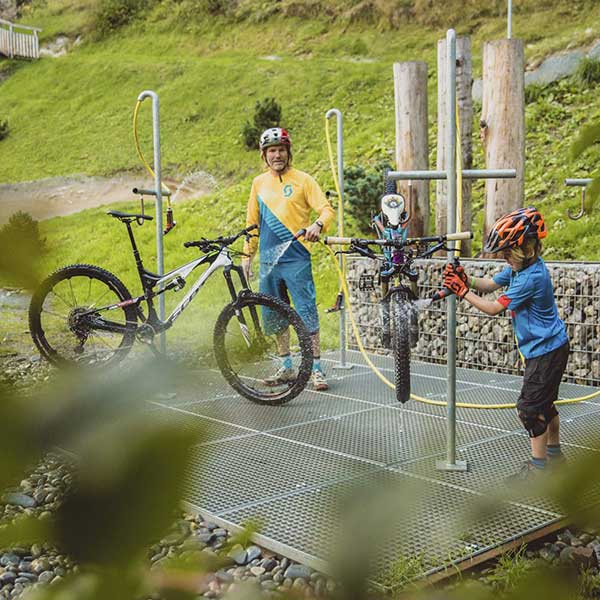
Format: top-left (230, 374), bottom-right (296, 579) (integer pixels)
top-left (137, 90), bottom-right (167, 353)
top-left (387, 29), bottom-right (517, 472)
top-left (326, 108), bottom-right (352, 371)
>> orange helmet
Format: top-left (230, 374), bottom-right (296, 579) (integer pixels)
top-left (484, 206), bottom-right (547, 253)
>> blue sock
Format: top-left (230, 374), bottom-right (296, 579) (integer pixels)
top-left (281, 354), bottom-right (292, 370)
top-left (547, 444), bottom-right (562, 457)
top-left (313, 357), bottom-right (322, 373)
top-left (530, 456), bottom-right (547, 470)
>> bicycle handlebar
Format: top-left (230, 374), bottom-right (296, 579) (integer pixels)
top-left (184, 224), bottom-right (258, 249)
top-left (324, 231), bottom-right (472, 247)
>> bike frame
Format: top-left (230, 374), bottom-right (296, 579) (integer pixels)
top-left (89, 219), bottom-right (250, 336)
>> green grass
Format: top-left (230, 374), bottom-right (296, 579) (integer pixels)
top-left (1, 0), bottom-right (600, 356)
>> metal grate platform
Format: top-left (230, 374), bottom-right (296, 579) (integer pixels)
top-left (148, 349), bottom-right (600, 585)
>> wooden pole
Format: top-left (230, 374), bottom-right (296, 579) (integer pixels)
top-left (436, 36), bottom-right (473, 254)
top-left (393, 61), bottom-right (429, 236)
top-left (481, 39), bottom-right (525, 250)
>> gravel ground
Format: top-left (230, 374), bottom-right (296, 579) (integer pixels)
top-left (0, 449), bottom-right (337, 599)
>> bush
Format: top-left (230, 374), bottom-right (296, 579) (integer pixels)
top-left (524, 84), bottom-right (546, 104)
top-left (576, 57), bottom-right (600, 86)
top-left (93, 0), bottom-right (148, 38)
top-left (0, 120), bottom-right (8, 141)
top-left (0, 211), bottom-right (45, 256)
top-left (344, 161), bottom-right (393, 235)
top-left (242, 97), bottom-right (283, 150)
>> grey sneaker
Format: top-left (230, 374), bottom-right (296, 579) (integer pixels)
top-left (311, 369), bottom-right (329, 391)
top-left (505, 461), bottom-right (545, 484)
top-left (547, 453), bottom-right (568, 470)
top-left (263, 366), bottom-right (296, 387)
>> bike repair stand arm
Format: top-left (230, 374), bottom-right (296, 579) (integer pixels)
top-left (137, 90), bottom-right (167, 353)
top-left (565, 178), bottom-right (592, 221)
top-left (326, 108), bottom-right (352, 370)
top-left (387, 29), bottom-right (516, 472)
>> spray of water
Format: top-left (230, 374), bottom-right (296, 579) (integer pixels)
top-left (259, 239), bottom-right (295, 280)
top-left (171, 170), bottom-right (218, 202)
top-left (413, 298), bottom-right (433, 311)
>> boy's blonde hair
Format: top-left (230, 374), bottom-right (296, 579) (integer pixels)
top-left (509, 238), bottom-right (542, 270)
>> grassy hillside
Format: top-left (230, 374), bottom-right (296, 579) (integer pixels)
top-left (1, 0), bottom-right (600, 354)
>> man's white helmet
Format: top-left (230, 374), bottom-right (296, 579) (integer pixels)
top-left (380, 194), bottom-right (406, 227)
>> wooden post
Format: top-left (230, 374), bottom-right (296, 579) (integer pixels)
top-left (393, 61), bottom-right (429, 236)
top-left (481, 39), bottom-right (525, 249)
top-left (436, 36), bottom-right (473, 254)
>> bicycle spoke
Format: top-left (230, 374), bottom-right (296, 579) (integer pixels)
top-left (68, 279), bottom-right (77, 306)
top-left (31, 267), bottom-right (136, 368)
top-left (51, 289), bottom-right (75, 310)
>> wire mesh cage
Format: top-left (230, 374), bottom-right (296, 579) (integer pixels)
top-left (345, 257), bottom-right (600, 386)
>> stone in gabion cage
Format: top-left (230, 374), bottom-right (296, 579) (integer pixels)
top-left (359, 273), bottom-right (376, 291)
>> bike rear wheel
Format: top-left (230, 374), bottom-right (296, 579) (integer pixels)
top-left (391, 293), bottom-right (411, 404)
top-left (213, 292), bottom-right (312, 405)
top-left (29, 264), bottom-right (137, 368)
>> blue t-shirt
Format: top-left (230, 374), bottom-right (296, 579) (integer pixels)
top-left (492, 258), bottom-right (568, 360)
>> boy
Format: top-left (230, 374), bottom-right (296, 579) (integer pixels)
top-left (443, 207), bottom-right (569, 481)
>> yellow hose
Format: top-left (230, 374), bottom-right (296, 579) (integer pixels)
top-left (323, 107), bottom-right (600, 409)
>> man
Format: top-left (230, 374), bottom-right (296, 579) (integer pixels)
top-left (443, 207), bottom-right (569, 482)
top-left (242, 127), bottom-right (335, 391)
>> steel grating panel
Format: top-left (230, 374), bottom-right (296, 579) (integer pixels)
top-left (400, 433), bottom-right (600, 515)
top-left (147, 349), bottom-right (600, 582)
top-left (275, 407), bottom-right (501, 465)
top-left (148, 405), bottom-right (253, 444)
top-left (181, 434), bottom-right (375, 515)
top-left (182, 390), bottom-right (373, 432)
top-left (405, 389), bottom-right (600, 433)
top-left (559, 413), bottom-right (600, 450)
top-left (222, 467), bottom-right (559, 579)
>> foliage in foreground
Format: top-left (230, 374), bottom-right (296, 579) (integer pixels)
top-left (2, 232), bottom-right (600, 600)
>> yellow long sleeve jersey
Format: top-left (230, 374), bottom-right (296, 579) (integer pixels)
top-left (243, 167), bottom-right (335, 263)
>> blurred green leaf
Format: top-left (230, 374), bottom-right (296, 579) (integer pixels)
top-left (0, 514), bottom-right (55, 548)
top-left (0, 384), bottom-right (45, 491)
top-left (570, 123), bottom-right (600, 159)
top-left (55, 418), bottom-right (200, 565)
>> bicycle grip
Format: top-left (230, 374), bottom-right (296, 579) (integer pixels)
top-left (324, 236), bottom-right (352, 245)
top-left (446, 231), bottom-right (472, 241)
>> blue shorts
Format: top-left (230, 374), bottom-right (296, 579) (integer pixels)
top-left (259, 260), bottom-right (319, 335)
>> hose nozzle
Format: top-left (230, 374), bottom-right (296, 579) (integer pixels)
top-left (293, 228), bottom-right (306, 241)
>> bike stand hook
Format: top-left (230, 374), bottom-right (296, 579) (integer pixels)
top-left (567, 187), bottom-right (586, 221)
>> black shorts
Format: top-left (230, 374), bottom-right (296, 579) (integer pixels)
top-left (517, 341), bottom-right (570, 417)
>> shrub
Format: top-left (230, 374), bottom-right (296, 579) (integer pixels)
top-left (93, 0), bottom-right (148, 38)
top-left (0, 211), bottom-right (45, 256)
top-left (524, 83), bottom-right (546, 104)
top-left (242, 97), bottom-right (282, 150)
top-left (0, 119), bottom-right (8, 141)
top-left (576, 57), bottom-right (600, 87)
top-left (344, 161), bottom-right (393, 235)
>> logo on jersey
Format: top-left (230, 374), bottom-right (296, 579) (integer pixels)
top-left (283, 184), bottom-right (293, 198)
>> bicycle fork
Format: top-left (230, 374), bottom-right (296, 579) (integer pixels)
top-left (223, 266), bottom-right (261, 348)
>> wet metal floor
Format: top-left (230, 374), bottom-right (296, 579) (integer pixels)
top-left (148, 350), bottom-right (600, 582)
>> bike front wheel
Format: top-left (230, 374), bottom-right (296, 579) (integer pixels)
top-left (391, 293), bottom-right (411, 404)
top-left (213, 293), bottom-right (313, 405)
top-left (29, 264), bottom-right (137, 368)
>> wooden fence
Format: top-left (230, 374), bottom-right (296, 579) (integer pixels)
top-left (0, 18), bottom-right (41, 59)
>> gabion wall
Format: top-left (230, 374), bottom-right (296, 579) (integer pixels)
top-left (345, 257), bottom-right (600, 386)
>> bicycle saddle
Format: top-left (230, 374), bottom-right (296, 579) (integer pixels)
top-left (107, 210), bottom-right (153, 221)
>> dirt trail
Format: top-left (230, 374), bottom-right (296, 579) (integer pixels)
top-left (0, 171), bottom-right (216, 224)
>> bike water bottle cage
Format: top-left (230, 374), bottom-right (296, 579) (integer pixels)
top-left (380, 194), bottom-right (409, 228)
